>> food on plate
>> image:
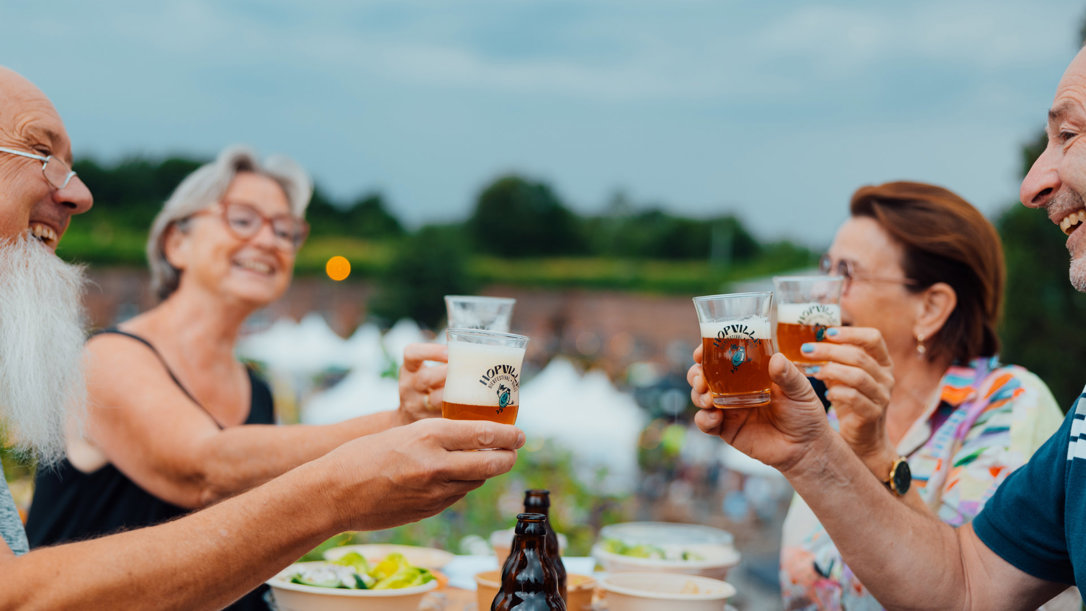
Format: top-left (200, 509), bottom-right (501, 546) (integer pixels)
top-left (288, 552), bottom-right (434, 591)
top-left (600, 537), bottom-right (706, 562)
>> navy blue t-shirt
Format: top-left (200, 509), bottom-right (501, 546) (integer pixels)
top-left (973, 389), bottom-right (1086, 586)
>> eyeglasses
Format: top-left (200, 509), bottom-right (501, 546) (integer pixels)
top-left (818, 253), bottom-right (917, 293)
top-left (0, 147), bottom-right (78, 190)
top-left (192, 201), bottom-right (309, 251)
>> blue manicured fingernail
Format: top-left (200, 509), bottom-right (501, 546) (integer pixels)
top-left (801, 343), bottom-right (815, 353)
top-left (826, 328), bottom-right (839, 337)
top-left (807, 365), bottom-right (820, 374)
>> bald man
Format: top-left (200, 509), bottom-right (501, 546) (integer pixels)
top-left (0, 66), bottom-right (524, 610)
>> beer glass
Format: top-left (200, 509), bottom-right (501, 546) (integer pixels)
top-left (443, 328), bottom-right (529, 425)
top-left (445, 295), bottom-right (516, 332)
top-left (773, 276), bottom-right (844, 373)
top-left (693, 292), bottom-right (775, 408)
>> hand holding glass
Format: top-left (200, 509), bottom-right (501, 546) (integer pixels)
top-left (773, 276), bottom-right (844, 373)
top-left (443, 329), bottom-right (528, 425)
top-left (693, 292), bottom-right (775, 408)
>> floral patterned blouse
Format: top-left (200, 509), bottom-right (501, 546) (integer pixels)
top-left (779, 357), bottom-right (1066, 611)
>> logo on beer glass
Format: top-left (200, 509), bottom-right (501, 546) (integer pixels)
top-left (796, 304), bottom-right (838, 342)
top-left (479, 364), bottom-right (520, 415)
top-left (713, 324), bottom-right (759, 373)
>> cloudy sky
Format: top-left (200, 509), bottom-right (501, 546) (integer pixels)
top-left (3, 1), bottom-right (1082, 248)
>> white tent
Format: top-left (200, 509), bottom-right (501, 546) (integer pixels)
top-left (237, 313), bottom-right (352, 374)
top-left (519, 358), bottom-right (645, 493)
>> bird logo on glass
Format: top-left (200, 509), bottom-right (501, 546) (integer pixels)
top-left (496, 384), bottom-right (512, 413)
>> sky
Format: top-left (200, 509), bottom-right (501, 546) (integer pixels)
top-left (3, 1), bottom-right (1083, 248)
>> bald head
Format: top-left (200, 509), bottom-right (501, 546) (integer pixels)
top-left (0, 67), bottom-right (70, 163)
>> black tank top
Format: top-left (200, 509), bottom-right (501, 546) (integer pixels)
top-left (25, 329), bottom-right (276, 610)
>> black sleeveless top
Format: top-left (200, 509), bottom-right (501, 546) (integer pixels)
top-left (25, 329), bottom-right (276, 610)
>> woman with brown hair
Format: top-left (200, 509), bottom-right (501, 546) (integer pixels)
top-left (690, 181), bottom-right (1072, 609)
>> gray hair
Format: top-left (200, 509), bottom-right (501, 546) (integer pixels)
top-left (146, 145), bottom-right (313, 301)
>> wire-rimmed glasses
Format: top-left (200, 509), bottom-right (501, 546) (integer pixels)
top-left (818, 253), bottom-right (916, 293)
top-left (0, 147), bottom-right (78, 190)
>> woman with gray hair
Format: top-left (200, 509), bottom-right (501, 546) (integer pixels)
top-left (25, 146), bottom-right (448, 611)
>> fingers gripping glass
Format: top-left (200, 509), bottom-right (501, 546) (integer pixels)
top-left (197, 201), bottom-right (309, 251)
top-left (0, 147), bottom-right (78, 189)
top-left (818, 253), bottom-right (916, 293)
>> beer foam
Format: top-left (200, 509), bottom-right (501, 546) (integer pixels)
top-left (777, 303), bottom-right (841, 325)
top-left (700, 317), bottom-right (771, 340)
top-left (445, 342), bottom-right (526, 406)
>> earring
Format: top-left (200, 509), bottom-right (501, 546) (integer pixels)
top-left (916, 334), bottom-right (926, 356)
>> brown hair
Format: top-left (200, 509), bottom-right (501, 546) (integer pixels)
top-left (850, 181), bottom-right (1004, 364)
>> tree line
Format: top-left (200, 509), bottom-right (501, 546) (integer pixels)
top-left (70, 156), bottom-right (772, 263)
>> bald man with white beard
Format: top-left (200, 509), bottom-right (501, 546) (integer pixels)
top-left (0, 66), bottom-right (525, 610)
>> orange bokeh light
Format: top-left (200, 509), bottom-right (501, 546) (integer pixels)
top-left (325, 255), bottom-right (351, 281)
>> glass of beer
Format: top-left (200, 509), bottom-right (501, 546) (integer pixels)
top-left (693, 292), bottom-right (775, 408)
top-left (445, 295), bottom-right (516, 332)
top-left (443, 328), bottom-right (529, 425)
top-left (773, 276), bottom-right (844, 373)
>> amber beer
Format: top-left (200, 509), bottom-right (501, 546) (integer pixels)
top-left (442, 329), bottom-right (528, 425)
top-left (694, 291), bottom-right (775, 408)
top-left (776, 302), bottom-right (841, 368)
top-left (700, 320), bottom-right (774, 407)
top-left (772, 276), bottom-right (844, 373)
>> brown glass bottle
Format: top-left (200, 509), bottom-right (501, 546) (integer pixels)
top-left (492, 513), bottom-right (567, 611)
top-left (523, 489), bottom-right (567, 602)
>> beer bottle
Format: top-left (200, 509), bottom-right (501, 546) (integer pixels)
top-left (492, 513), bottom-right (566, 611)
top-left (523, 489), bottom-right (567, 603)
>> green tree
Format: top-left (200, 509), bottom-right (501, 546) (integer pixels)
top-left (306, 189), bottom-right (404, 239)
top-left (368, 225), bottom-right (475, 329)
top-left (469, 174), bottom-right (584, 257)
top-left (582, 195), bottom-right (761, 261)
top-left (344, 193), bottom-right (405, 238)
top-left (73, 155), bottom-right (204, 229)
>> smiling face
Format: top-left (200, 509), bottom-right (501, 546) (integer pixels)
top-left (166, 171), bottom-right (296, 307)
top-left (1020, 48), bottom-right (1086, 291)
top-left (0, 67), bottom-right (92, 249)
top-left (0, 67), bottom-right (90, 463)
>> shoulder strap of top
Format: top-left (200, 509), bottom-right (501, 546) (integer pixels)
top-left (90, 328), bottom-right (206, 412)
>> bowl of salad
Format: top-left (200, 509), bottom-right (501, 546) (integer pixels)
top-left (267, 552), bottom-right (438, 611)
top-left (591, 522), bottom-right (741, 580)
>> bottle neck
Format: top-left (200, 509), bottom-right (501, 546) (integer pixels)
top-left (524, 490), bottom-right (551, 516)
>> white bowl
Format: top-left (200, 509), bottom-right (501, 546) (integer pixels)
top-left (267, 561), bottom-right (438, 611)
top-left (599, 572), bottom-right (736, 611)
top-left (592, 522), bottom-right (740, 580)
top-left (323, 544), bottom-right (454, 570)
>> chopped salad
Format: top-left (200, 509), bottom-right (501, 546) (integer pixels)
top-left (288, 552), bottom-right (434, 590)
top-left (600, 538), bottom-right (706, 562)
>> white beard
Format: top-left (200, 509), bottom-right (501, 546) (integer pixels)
top-left (0, 234), bottom-right (87, 467)
top-left (1070, 255), bottom-right (1086, 293)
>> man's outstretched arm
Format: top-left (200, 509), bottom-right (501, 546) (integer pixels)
top-left (0, 418), bottom-right (523, 610)
top-left (692, 353), bottom-right (1068, 610)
